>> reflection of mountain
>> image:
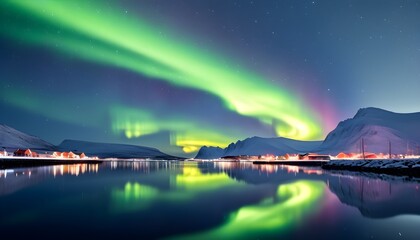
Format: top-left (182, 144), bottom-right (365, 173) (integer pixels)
top-left (213, 162), bottom-right (325, 185)
top-left (327, 172), bottom-right (420, 218)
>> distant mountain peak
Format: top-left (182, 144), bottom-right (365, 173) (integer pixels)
top-left (320, 108), bottom-right (420, 154)
top-left (196, 107), bottom-right (420, 158)
top-left (58, 139), bottom-right (180, 159)
top-left (354, 107), bottom-right (395, 119)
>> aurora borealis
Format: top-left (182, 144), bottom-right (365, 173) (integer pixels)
top-left (1, 1), bottom-right (420, 156)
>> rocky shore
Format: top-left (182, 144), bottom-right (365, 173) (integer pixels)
top-left (322, 159), bottom-right (420, 177)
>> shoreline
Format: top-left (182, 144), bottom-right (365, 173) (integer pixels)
top-left (251, 159), bottom-right (420, 177)
top-left (322, 159), bottom-right (420, 177)
top-left (0, 157), bottom-right (103, 169)
top-left (252, 160), bottom-right (327, 166)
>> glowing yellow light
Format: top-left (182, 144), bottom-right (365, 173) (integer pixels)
top-left (175, 163), bottom-right (241, 191)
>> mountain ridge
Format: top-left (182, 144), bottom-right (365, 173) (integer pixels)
top-left (0, 125), bottom-right (179, 159)
top-left (196, 107), bottom-right (420, 158)
top-left (0, 124), bottom-right (55, 151)
top-left (58, 139), bottom-right (180, 159)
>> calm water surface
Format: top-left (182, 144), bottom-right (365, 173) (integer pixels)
top-left (1, 161), bottom-right (420, 239)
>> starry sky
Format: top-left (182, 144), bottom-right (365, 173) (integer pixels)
top-left (1, 0), bottom-right (420, 157)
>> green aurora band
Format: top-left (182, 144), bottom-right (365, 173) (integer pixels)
top-left (173, 180), bottom-right (325, 239)
top-left (1, 0), bottom-right (323, 151)
top-left (110, 105), bottom-right (242, 152)
top-left (111, 163), bottom-right (244, 213)
top-left (110, 165), bottom-right (325, 239)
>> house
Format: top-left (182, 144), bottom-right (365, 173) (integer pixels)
top-left (364, 153), bottom-right (378, 159)
top-left (0, 149), bottom-right (7, 157)
top-left (79, 153), bottom-right (86, 159)
top-left (336, 152), bottom-right (349, 159)
top-left (52, 152), bottom-right (62, 158)
top-left (68, 151), bottom-right (76, 158)
top-left (308, 154), bottom-right (330, 160)
top-left (299, 153), bottom-right (330, 160)
top-left (14, 149), bottom-right (32, 157)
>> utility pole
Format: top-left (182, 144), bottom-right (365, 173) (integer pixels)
top-left (389, 140), bottom-right (391, 159)
top-left (362, 138), bottom-right (365, 160)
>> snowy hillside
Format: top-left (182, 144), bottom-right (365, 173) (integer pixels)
top-left (195, 136), bottom-right (322, 159)
top-left (318, 107), bottom-right (420, 154)
top-left (0, 125), bottom-right (55, 151)
top-left (195, 146), bottom-right (225, 159)
top-left (58, 139), bottom-right (180, 159)
top-left (196, 108), bottom-right (420, 158)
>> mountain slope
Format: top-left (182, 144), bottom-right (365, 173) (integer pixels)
top-left (319, 107), bottom-right (420, 154)
top-left (58, 139), bottom-right (180, 159)
top-left (196, 108), bottom-right (420, 158)
top-left (0, 125), bottom-right (55, 151)
top-left (195, 136), bottom-right (322, 159)
top-left (195, 146), bottom-right (225, 159)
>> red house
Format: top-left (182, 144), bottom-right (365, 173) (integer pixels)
top-left (14, 149), bottom-right (32, 157)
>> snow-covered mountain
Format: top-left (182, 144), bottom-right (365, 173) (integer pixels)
top-left (196, 107), bottom-right (420, 158)
top-left (0, 125), bottom-right (55, 151)
top-left (0, 124), bottom-right (179, 159)
top-left (58, 139), bottom-right (180, 159)
top-left (195, 146), bottom-right (225, 159)
top-left (3, 107), bottom-right (420, 159)
top-left (195, 136), bottom-right (322, 159)
top-left (318, 107), bottom-right (420, 154)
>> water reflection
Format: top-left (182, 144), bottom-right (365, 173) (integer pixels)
top-left (212, 161), bottom-right (324, 175)
top-left (173, 180), bottom-right (325, 240)
top-left (51, 164), bottom-right (99, 176)
top-left (0, 164), bottom-right (99, 196)
top-left (211, 162), bottom-right (420, 220)
top-left (326, 171), bottom-right (420, 218)
top-left (174, 162), bottom-right (240, 191)
top-left (1, 161), bottom-right (420, 239)
top-left (111, 182), bottom-right (159, 211)
top-left (109, 160), bottom-right (177, 172)
top-left (109, 162), bottom-right (327, 239)
top-left (111, 162), bottom-right (245, 213)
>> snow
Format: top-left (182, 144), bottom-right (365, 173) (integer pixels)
top-left (197, 107), bottom-right (420, 159)
top-left (58, 139), bottom-right (178, 159)
top-left (318, 107), bottom-right (420, 155)
top-left (195, 136), bottom-right (322, 159)
top-left (0, 125), bottom-right (179, 159)
top-left (0, 124), bottom-right (55, 151)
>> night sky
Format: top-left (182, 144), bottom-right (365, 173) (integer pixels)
top-left (1, 0), bottom-right (420, 157)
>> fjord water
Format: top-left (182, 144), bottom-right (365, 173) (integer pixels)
top-left (0, 162), bottom-right (419, 240)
